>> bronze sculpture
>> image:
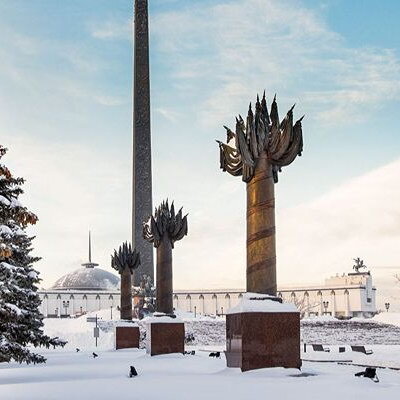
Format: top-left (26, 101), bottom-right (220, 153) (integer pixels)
top-left (217, 92), bottom-right (304, 296)
top-left (143, 200), bottom-right (188, 314)
top-left (111, 242), bottom-right (141, 320)
top-left (353, 257), bottom-right (367, 273)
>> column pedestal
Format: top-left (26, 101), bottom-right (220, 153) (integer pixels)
top-left (145, 315), bottom-right (184, 356)
top-left (115, 323), bottom-right (140, 350)
top-left (225, 293), bottom-right (301, 372)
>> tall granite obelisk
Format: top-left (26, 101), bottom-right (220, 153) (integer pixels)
top-left (132, 0), bottom-right (154, 285)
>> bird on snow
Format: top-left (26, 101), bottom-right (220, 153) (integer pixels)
top-left (129, 366), bottom-right (138, 377)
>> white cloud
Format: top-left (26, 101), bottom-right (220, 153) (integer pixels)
top-left (276, 158), bottom-right (400, 309)
top-left (5, 129), bottom-right (400, 311)
top-left (1, 0), bottom-right (399, 313)
top-left (89, 20), bottom-right (131, 40)
top-left (170, 156), bottom-right (400, 311)
top-left (93, 95), bottom-right (125, 106)
top-left (151, 0), bottom-right (400, 128)
top-left (1, 132), bottom-right (132, 290)
top-left (155, 107), bottom-right (181, 122)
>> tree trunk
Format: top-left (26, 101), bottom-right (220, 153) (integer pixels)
top-left (246, 151), bottom-right (277, 295)
top-left (120, 267), bottom-right (133, 320)
top-left (156, 236), bottom-right (173, 314)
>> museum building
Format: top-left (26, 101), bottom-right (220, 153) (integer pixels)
top-left (38, 264), bottom-right (376, 319)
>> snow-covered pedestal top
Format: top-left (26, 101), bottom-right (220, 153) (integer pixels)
top-left (143, 312), bottom-right (183, 324)
top-left (114, 320), bottom-right (139, 328)
top-left (227, 292), bottom-right (298, 314)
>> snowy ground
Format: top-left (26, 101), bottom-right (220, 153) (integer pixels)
top-left (1, 347), bottom-right (400, 400)
top-left (1, 311), bottom-right (400, 399)
top-left (38, 310), bottom-right (400, 350)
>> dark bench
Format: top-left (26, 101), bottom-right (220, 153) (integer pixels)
top-left (312, 344), bottom-right (330, 352)
top-left (351, 346), bottom-right (373, 355)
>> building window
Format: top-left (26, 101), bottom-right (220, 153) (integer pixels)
top-left (367, 298), bottom-right (372, 303)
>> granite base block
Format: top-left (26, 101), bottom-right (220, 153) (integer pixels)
top-left (226, 312), bottom-right (301, 372)
top-left (115, 326), bottom-right (140, 350)
top-left (146, 322), bottom-right (184, 356)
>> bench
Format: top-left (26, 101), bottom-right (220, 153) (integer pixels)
top-left (351, 346), bottom-right (373, 355)
top-left (312, 344), bottom-right (330, 352)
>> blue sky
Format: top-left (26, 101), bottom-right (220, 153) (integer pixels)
top-left (1, 0), bottom-right (400, 307)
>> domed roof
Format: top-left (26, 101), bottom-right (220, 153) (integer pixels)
top-left (51, 267), bottom-right (120, 291)
top-left (52, 232), bottom-right (120, 291)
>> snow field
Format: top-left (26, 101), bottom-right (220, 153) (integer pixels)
top-left (1, 348), bottom-right (400, 400)
top-left (2, 310), bottom-right (400, 399)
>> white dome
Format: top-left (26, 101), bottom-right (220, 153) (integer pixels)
top-left (51, 267), bottom-right (120, 291)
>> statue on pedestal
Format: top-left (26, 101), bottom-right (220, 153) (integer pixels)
top-left (111, 242), bottom-right (141, 320)
top-left (217, 93), bottom-right (304, 295)
top-left (142, 201), bottom-right (187, 356)
top-left (217, 92), bottom-right (304, 371)
top-left (353, 257), bottom-right (367, 273)
top-left (143, 200), bottom-right (188, 314)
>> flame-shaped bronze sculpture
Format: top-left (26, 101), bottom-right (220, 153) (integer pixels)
top-left (111, 242), bottom-right (141, 320)
top-left (143, 200), bottom-right (188, 314)
top-left (217, 92), bottom-right (304, 296)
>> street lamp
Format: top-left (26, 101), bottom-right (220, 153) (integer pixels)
top-left (323, 301), bottom-right (329, 315)
top-left (62, 300), bottom-right (70, 317)
top-left (221, 306), bottom-right (224, 315)
top-left (110, 305), bottom-right (113, 320)
top-left (385, 302), bottom-right (390, 312)
top-left (194, 306), bottom-right (197, 319)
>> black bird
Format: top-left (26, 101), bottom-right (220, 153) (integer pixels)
top-left (129, 366), bottom-right (138, 377)
top-left (76, 348), bottom-right (80, 353)
top-left (355, 367), bottom-right (379, 383)
top-left (92, 352), bottom-right (98, 358)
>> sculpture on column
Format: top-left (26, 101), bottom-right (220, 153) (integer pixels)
top-left (352, 257), bottom-right (367, 273)
top-left (143, 200), bottom-right (188, 314)
top-left (111, 242), bottom-right (141, 320)
top-left (217, 92), bottom-right (303, 295)
top-left (217, 92), bottom-right (304, 371)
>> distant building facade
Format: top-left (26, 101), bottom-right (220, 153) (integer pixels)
top-left (171, 272), bottom-right (376, 318)
top-left (38, 271), bottom-right (376, 319)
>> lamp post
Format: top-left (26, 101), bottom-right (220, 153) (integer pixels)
top-left (194, 306), bottom-right (197, 319)
top-left (385, 302), bottom-right (390, 312)
top-left (110, 305), bottom-right (113, 320)
top-left (221, 307), bottom-right (224, 316)
top-left (323, 301), bottom-right (329, 315)
top-left (62, 301), bottom-right (70, 317)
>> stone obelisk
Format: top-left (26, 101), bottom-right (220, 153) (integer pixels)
top-left (132, 0), bottom-right (154, 285)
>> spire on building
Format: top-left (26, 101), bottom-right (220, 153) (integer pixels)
top-left (82, 231), bottom-right (99, 269)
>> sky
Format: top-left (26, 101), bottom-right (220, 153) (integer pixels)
top-left (0, 0), bottom-right (400, 310)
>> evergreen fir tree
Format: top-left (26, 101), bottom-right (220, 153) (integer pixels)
top-left (0, 145), bottom-right (65, 364)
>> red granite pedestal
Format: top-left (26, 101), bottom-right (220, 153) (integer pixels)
top-left (225, 296), bottom-right (301, 372)
top-left (146, 320), bottom-right (185, 356)
top-left (115, 325), bottom-right (140, 350)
